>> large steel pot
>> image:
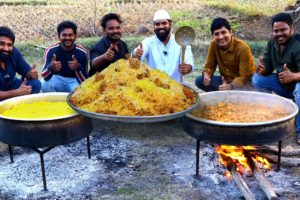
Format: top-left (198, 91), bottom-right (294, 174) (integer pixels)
top-left (183, 91), bottom-right (298, 145)
top-left (67, 85), bottom-right (200, 123)
top-left (0, 93), bottom-right (92, 147)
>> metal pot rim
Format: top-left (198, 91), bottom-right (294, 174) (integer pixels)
top-left (67, 85), bottom-right (199, 123)
top-left (0, 92), bottom-right (78, 121)
top-left (186, 91), bottom-right (299, 127)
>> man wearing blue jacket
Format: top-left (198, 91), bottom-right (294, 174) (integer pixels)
top-left (41, 21), bottom-right (88, 92)
top-left (0, 26), bottom-right (41, 100)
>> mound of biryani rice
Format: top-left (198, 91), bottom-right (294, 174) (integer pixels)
top-left (69, 57), bottom-right (196, 116)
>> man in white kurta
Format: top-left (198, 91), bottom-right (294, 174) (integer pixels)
top-left (133, 9), bottom-right (194, 82)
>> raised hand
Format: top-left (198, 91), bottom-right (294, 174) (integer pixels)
top-left (16, 79), bottom-right (32, 95)
top-left (134, 43), bottom-right (144, 59)
top-left (278, 63), bottom-right (294, 84)
top-left (68, 55), bottom-right (79, 71)
top-left (26, 60), bottom-right (39, 79)
top-left (219, 76), bottom-right (232, 91)
top-left (256, 56), bottom-right (267, 75)
top-left (104, 44), bottom-right (115, 61)
top-left (51, 54), bottom-right (62, 72)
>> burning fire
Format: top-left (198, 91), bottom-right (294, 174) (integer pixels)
top-left (216, 145), bottom-right (271, 176)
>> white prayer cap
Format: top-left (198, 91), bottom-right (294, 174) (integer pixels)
top-left (153, 9), bottom-right (171, 22)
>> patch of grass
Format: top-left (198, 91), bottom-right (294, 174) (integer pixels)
top-left (247, 40), bottom-right (268, 57)
top-left (201, 0), bottom-right (296, 17)
top-left (0, 0), bottom-right (47, 5)
top-left (116, 186), bottom-right (136, 195)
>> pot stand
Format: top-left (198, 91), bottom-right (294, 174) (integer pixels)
top-left (7, 135), bottom-right (92, 191)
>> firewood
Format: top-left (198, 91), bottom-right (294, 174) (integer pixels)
top-left (257, 153), bottom-right (300, 167)
top-left (228, 164), bottom-right (256, 200)
top-left (246, 154), bottom-right (278, 200)
top-left (256, 145), bottom-right (300, 157)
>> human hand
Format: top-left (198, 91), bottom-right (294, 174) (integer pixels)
top-left (134, 43), bottom-right (144, 59)
top-left (256, 56), bottom-right (267, 75)
top-left (203, 71), bottom-right (211, 86)
top-left (104, 44), bottom-right (115, 61)
top-left (51, 54), bottom-right (62, 72)
top-left (27, 61), bottom-right (38, 79)
top-left (68, 55), bottom-right (79, 71)
top-left (219, 76), bottom-right (232, 90)
top-left (16, 79), bottom-right (32, 95)
top-left (179, 63), bottom-right (192, 75)
top-left (278, 64), bottom-right (295, 84)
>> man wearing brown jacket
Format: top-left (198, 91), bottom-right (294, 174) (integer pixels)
top-left (195, 17), bottom-right (255, 91)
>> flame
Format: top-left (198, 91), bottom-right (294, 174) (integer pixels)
top-left (216, 145), bottom-right (271, 175)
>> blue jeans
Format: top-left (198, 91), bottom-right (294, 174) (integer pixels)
top-left (10, 77), bottom-right (41, 94)
top-left (195, 75), bottom-right (252, 91)
top-left (252, 73), bottom-right (300, 133)
top-left (195, 75), bottom-right (223, 92)
top-left (41, 75), bottom-right (79, 93)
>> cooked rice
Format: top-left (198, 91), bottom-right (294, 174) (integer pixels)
top-left (69, 58), bottom-right (196, 116)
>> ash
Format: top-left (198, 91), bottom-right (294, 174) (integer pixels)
top-left (0, 120), bottom-right (299, 200)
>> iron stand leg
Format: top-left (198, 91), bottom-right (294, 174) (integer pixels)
top-left (276, 140), bottom-right (282, 171)
top-left (195, 140), bottom-right (200, 177)
top-left (8, 145), bottom-right (13, 163)
top-left (87, 136), bottom-right (91, 159)
top-left (32, 147), bottom-right (54, 191)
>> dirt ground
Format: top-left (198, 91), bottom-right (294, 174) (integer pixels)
top-left (0, 81), bottom-right (300, 199)
top-left (0, 118), bottom-right (299, 200)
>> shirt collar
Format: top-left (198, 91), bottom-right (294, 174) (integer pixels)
top-left (227, 36), bottom-right (235, 53)
top-left (103, 36), bottom-right (122, 51)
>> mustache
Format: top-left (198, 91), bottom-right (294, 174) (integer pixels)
top-left (0, 50), bottom-right (10, 54)
top-left (157, 28), bottom-right (166, 32)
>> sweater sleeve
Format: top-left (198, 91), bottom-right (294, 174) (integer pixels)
top-left (202, 42), bottom-right (217, 76)
top-left (75, 49), bottom-right (88, 83)
top-left (262, 40), bottom-right (274, 75)
top-left (231, 46), bottom-right (255, 87)
top-left (41, 47), bottom-right (54, 81)
top-left (13, 47), bottom-right (31, 78)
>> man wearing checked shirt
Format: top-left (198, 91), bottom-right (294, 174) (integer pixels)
top-left (132, 9), bottom-right (194, 82)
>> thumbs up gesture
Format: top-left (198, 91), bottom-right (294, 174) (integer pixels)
top-left (51, 54), bottom-right (62, 72)
top-left (133, 43), bottom-right (144, 60)
top-left (30, 60), bottom-right (38, 79)
top-left (104, 44), bottom-right (115, 61)
top-left (278, 63), bottom-right (294, 84)
top-left (68, 55), bottom-right (79, 71)
top-left (16, 78), bottom-right (32, 95)
top-left (219, 76), bottom-right (232, 91)
top-left (256, 55), bottom-right (267, 75)
top-left (25, 61), bottom-right (39, 79)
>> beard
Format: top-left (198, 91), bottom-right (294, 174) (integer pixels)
top-left (155, 27), bottom-right (171, 42)
top-left (61, 40), bottom-right (75, 49)
top-left (108, 33), bottom-right (121, 43)
top-left (0, 51), bottom-right (10, 62)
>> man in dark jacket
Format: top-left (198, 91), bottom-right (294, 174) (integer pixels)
top-left (252, 13), bottom-right (300, 144)
top-left (89, 13), bottom-right (128, 76)
top-left (0, 26), bottom-right (41, 100)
